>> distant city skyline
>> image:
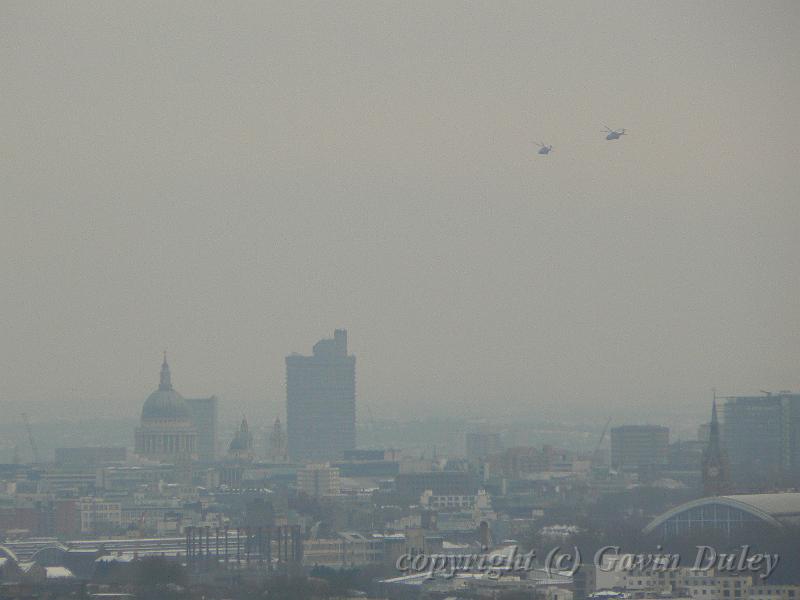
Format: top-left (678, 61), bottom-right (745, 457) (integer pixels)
top-left (2, 3), bottom-right (799, 594)
top-left (2, 2), bottom-right (798, 424)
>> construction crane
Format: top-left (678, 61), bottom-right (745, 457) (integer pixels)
top-left (21, 413), bottom-right (41, 464)
top-left (592, 417), bottom-right (612, 465)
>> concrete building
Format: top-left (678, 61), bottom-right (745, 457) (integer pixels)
top-left (185, 395), bottom-right (218, 463)
top-left (419, 488), bottom-right (492, 511)
top-left (54, 447), bottom-right (126, 467)
top-left (594, 555), bottom-right (800, 600)
top-left (610, 425), bottom-right (669, 473)
top-left (302, 532), bottom-right (385, 568)
top-left (297, 464), bottom-right (341, 497)
top-left (394, 471), bottom-right (477, 505)
top-left (720, 392), bottom-right (800, 489)
top-left (78, 498), bottom-right (122, 535)
top-left (465, 431), bottom-right (503, 461)
top-left (286, 329), bottom-right (356, 462)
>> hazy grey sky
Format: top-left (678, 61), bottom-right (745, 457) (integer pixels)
top-left (2, 1), bottom-right (799, 424)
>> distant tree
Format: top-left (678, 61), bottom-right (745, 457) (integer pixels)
top-left (308, 566), bottom-right (359, 596)
top-left (264, 573), bottom-right (329, 600)
top-left (498, 591), bottom-right (532, 600)
top-left (133, 556), bottom-right (186, 587)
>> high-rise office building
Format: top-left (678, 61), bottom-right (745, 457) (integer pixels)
top-left (286, 329), bottom-right (356, 462)
top-left (721, 392), bottom-right (800, 489)
top-left (465, 431), bottom-right (503, 462)
top-left (610, 425), bottom-right (669, 472)
top-left (185, 395), bottom-right (218, 463)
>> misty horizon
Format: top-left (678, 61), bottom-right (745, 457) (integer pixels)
top-left (2, 2), bottom-right (798, 426)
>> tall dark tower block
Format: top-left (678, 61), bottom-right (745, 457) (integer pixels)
top-left (186, 395), bottom-right (218, 462)
top-left (286, 330), bottom-right (356, 462)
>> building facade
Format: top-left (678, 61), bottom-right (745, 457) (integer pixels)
top-left (185, 395), bottom-right (218, 463)
top-left (54, 447), bottom-right (126, 467)
top-left (394, 471), bottom-right (477, 505)
top-left (720, 392), bottom-right (800, 489)
top-left (297, 464), bottom-right (341, 497)
top-left (610, 425), bottom-right (669, 473)
top-left (78, 497), bottom-right (122, 535)
top-left (466, 432), bottom-right (503, 462)
top-left (286, 329), bottom-right (356, 462)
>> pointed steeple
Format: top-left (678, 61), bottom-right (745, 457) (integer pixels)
top-left (159, 351), bottom-right (173, 391)
top-left (240, 417), bottom-right (249, 433)
top-left (703, 390), bottom-right (730, 496)
top-left (710, 395), bottom-right (719, 437)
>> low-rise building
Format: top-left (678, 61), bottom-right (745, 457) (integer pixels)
top-left (297, 464), bottom-right (340, 497)
top-left (78, 498), bottom-right (122, 534)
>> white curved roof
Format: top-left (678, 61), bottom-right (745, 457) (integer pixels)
top-left (643, 492), bottom-right (800, 534)
top-left (0, 545), bottom-right (19, 563)
top-left (718, 493), bottom-right (800, 517)
top-left (45, 566), bottom-right (74, 579)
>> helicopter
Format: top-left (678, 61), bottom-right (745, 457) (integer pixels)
top-left (536, 142), bottom-right (554, 155)
top-left (602, 124), bottom-right (626, 140)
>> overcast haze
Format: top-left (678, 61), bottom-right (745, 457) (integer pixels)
top-left (2, 2), bottom-right (799, 425)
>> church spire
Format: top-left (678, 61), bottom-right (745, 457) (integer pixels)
top-left (159, 351), bottom-right (173, 391)
top-left (712, 397), bottom-right (717, 420)
top-left (710, 394), bottom-right (719, 436)
top-left (703, 390), bottom-right (730, 496)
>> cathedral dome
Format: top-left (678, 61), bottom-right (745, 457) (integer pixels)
top-left (228, 418), bottom-right (255, 461)
top-left (142, 388), bottom-right (190, 421)
top-left (229, 418), bottom-right (254, 452)
top-left (141, 354), bottom-right (191, 422)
